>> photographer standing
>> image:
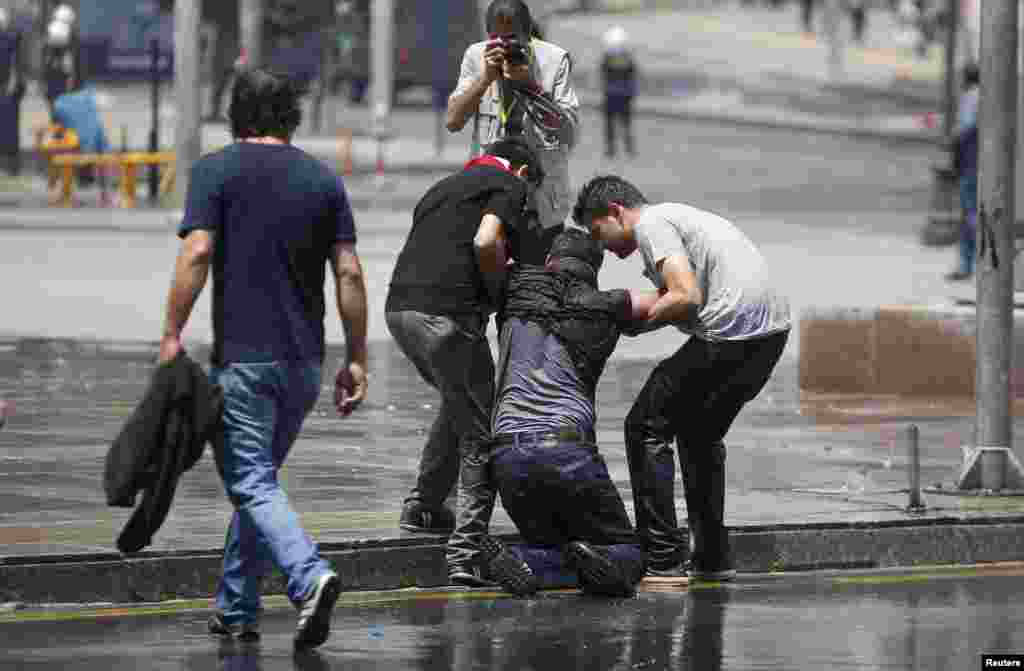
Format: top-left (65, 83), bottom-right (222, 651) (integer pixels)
top-left (447, 0), bottom-right (580, 241)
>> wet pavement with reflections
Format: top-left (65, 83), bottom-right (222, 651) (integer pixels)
top-left (3, 566), bottom-right (1024, 669)
top-left (1, 337), bottom-right (1022, 558)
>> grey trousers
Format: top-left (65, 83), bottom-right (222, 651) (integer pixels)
top-left (385, 310), bottom-right (496, 569)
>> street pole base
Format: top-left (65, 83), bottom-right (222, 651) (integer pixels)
top-left (955, 446), bottom-right (1024, 492)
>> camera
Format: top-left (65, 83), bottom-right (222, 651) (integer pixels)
top-left (490, 33), bottom-right (529, 66)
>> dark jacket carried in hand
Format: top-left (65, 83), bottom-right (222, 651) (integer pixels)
top-left (104, 351), bottom-right (223, 553)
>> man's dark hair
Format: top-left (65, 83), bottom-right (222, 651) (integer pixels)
top-left (485, 0), bottom-right (532, 37)
top-left (572, 175), bottom-right (647, 229)
top-left (963, 62), bottom-right (980, 87)
top-left (229, 67), bottom-right (303, 140)
top-left (488, 135), bottom-right (545, 186)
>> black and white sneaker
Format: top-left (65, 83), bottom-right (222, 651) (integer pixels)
top-left (479, 535), bottom-right (538, 596)
top-left (399, 502), bottom-right (456, 533)
top-left (208, 612), bottom-right (261, 641)
top-left (449, 564), bottom-right (495, 588)
top-left (566, 541), bottom-right (636, 597)
top-left (294, 572), bottom-right (341, 650)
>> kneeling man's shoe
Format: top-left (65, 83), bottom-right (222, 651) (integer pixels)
top-left (479, 535), bottom-right (538, 596)
top-left (449, 564), bottom-right (496, 588)
top-left (567, 541), bottom-right (636, 597)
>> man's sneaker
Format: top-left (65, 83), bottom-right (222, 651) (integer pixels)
top-left (685, 560), bottom-right (736, 582)
top-left (449, 564), bottom-right (496, 588)
top-left (566, 541), bottom-right (635, 597)
top-left (399, 502), bottom-right (456, 533)
top-left (642, 563), bottom-right (690, 585)
top-left (207, 612), bottom-right (261, 641)
top-left (294, 572), bottom-right (341, 650)
top-left (479, 535), bottom-right (538, 596)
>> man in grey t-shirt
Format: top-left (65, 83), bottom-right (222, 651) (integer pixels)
top-left (573, 175), bottom-right (791, 582)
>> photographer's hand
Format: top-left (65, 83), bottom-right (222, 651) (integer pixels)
top-left (483, 39), bottom-right (505, 84)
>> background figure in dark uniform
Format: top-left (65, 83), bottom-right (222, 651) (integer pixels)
top-left (0, 9), bottom-right (26, 176)
top-left (477, 228), bottom-right (660, 597)
top-left (600, 26), bottom-right (636, 158)
top-left (801, 0), bottom-right (815, 33)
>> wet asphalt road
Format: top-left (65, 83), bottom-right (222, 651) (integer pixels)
top-left (3, 567), bottom-right (1023, 670)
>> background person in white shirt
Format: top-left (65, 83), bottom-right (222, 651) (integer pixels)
top-left (446, 0), bottom-right (581, 248)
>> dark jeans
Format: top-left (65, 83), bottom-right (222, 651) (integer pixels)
top-left (491, 435), bottom-right (643, 588)
top-left (385, 310), bottom-right (496, 569)
top-left (958, 173), bottom-right (978, 275)
top-left (625, 330), bottom-right (789, 570)
top-left (604, 95), bottom-right (634, 157)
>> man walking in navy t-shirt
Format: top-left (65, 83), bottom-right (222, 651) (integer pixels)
top-left (157, 68), bottom-right (368, 650)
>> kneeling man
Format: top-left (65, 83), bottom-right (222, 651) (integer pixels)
top-left (478, 228), bottom-right (659, 597)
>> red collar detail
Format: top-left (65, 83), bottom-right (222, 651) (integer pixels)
top-left (464, 155), bottom-right (512, 173)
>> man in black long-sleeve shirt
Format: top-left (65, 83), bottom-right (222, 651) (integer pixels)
top-left (385, 135), bottom-right (553, 585)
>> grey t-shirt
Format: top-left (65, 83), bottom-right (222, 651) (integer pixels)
top-left (492, 318), bottom-right (596, 436)
top-left (635, 202), bottom-right (791, 341)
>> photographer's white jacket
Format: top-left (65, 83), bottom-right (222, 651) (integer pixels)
top-left (451, 38), bottom-right (581, 231)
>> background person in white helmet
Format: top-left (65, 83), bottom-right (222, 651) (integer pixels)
top-left (42, 4), bottom-right (78, 115)
top-left (600, 26), bottom-right (637, 159)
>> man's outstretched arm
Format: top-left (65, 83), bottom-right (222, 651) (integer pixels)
top-left (158, 230), bottom-right (214, 363)
top-left (330, 241), bottom-right (369, 416)
top-left (474, 212), bottom-right (509, 309)
top-left (621, 288), bottom-right (666, 336)
top-left (647, 254), bottom-right (702, 328)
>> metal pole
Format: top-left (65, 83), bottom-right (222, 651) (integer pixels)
top-left (149, 38), bottom-right (160, 203)
top-left (240, 0), bottom-right (262, 68)
top-left (975, 0), bottom-right (1017, 465)
top-left (906, 425), bottom-right (924, 510)
top-left (370, 0), bottom-right (394, 153)
top-left (173, 0), bottom-right (201, 207)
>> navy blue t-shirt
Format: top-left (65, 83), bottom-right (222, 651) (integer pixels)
top-left (178, 142), bottom-right (357, 365)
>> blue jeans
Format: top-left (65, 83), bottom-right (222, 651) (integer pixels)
top-left (959, 173), bottom-right (978, 275)
top-left (490, 436), bottom-right (643, 588)
top-left (210, 360), bottom-right (332, 625)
